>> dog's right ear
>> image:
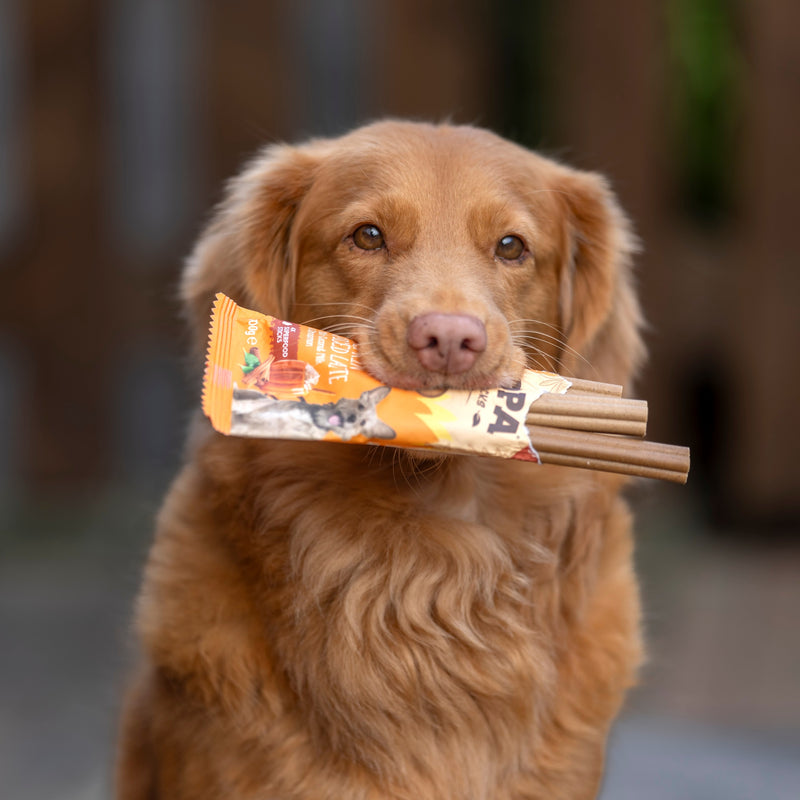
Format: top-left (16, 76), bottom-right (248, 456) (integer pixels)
top-left (181, 140), bottom-right (331, 352)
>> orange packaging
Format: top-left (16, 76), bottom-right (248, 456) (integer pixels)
top-left (203, 293), bottom-right (572, 461)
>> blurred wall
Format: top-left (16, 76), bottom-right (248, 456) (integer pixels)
top-left (1, 0), bottom-right (798, 528)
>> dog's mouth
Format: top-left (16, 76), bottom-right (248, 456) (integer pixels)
top-left (351, 313), bottom-right (524, 393)
top-left (364, 358), bottom-right (519, 393)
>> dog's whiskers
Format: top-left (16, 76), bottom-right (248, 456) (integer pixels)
top-left (294, 302), bottom-right (380, 335)
top-left (508, 349), bottom-right (533, 376)
top-left (397, 451), bottom-right (427, 496)
top-left (299, 314), bottom-right (376, 330)
top-left (509, 318), bottom-right (597, 377)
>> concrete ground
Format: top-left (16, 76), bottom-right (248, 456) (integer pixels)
top-left (1, 482), bottom-right (798, 799)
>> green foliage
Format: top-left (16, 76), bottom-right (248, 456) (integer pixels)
top-left (667, 0), bottom-right (743, 226)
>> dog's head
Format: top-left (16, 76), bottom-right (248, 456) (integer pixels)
top-left (183, 121), bottom-right (644, 390)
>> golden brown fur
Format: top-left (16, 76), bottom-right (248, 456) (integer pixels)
top-left (117, 121), bottom-right (646, 799)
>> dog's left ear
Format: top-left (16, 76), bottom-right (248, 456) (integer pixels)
top-left (554, 168), bottom-right (646, 387)
top-left (180, 139), bottom-right (332, 354)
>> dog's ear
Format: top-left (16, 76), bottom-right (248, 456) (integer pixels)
top-left (553, 168), bottom-right (646, 388)
top-left (369, 421), bottom-right (397, 441)
top-left (181, 141), bottom-right (330, 352)
top-left (364, 386), bottom-right (392, 404)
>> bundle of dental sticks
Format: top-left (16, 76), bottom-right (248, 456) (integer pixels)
top-left (527, 377), bottom-right (690, 484)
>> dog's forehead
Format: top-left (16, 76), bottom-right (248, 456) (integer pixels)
top-left (320, 123), bottom-right (540, 195)
top-left (308, 123), bottom-right (555, 217)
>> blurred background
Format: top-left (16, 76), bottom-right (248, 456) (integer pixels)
top-left (1, 1), bottom-right (798, 797)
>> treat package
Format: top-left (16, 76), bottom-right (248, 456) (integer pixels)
top-left (203, 293), bottom-right (572, 461)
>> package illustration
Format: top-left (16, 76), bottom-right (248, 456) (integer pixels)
top-left (202, 294), bottom-right (572, 461)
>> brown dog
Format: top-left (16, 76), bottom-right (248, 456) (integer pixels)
top-left (116, 121), bottom-right (646, 799)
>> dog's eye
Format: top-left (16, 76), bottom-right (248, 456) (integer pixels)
top-left (352, 224), bottom-right (385, 251)
top-left (495, 235), bottom-right (525, 261)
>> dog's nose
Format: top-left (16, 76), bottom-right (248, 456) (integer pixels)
top-left (407, 313), bottom-right (487, 373)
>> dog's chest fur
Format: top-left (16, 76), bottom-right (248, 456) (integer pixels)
top-left (240, 445), bottom-right (588, 771)
top-left (138, 436), bottom-right (623, 798)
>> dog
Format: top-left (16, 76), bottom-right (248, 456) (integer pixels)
top-left (116, 120), bottom-right (646, 800)
top-left (230, 385), bottom-right (397, 441)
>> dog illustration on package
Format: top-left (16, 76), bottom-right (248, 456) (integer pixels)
top-left (231, 385), bottom-right (396, 442)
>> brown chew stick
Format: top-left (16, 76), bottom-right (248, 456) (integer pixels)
top-left (526, 425), bottom-right (691, 475)
top-left (536, 451), bottom-right (689, 484)
top-left (527, 393), bottom-right (648, 423)
top-left (526, 413), bottom-right (647, 437)
top-left (563, 377), bottom-right (624, 396)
